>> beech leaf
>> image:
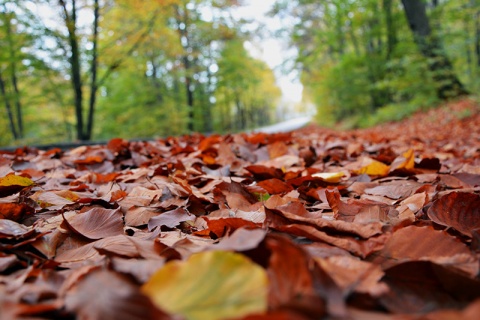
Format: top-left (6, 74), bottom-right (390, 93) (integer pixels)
top-left (0, 174), bottom-right (34, 187)
top-left (142, 250), bottom-right (268, 320)
top-left (312, 172), bottom-right (345, 183)
top-left (0, 174), bottom-right (34, 197)
top-left (353, 158), bottom-right (390, 177)
top-left (62, 207), bottom-right (124, 240)
top-left (427, 192), bottom-right (480, 237)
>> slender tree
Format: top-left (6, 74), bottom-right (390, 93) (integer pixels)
top-left (0, 70), bottom-right (18, 139)
top-left (0, 4), bottom-right (24, 139)
top-left (57, 0), bottom-right (162, 140)
top-left (173, 2), bottom-right (195, 132)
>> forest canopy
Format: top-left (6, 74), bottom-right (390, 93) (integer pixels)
top-left (0, 0), bottom-right (477, 147)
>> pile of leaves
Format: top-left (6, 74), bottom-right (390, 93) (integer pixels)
top-left (1, 99), bottom-right (479, 319)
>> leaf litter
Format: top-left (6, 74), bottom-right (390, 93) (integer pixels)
top-left (0, 99), bottom-right (480, 319)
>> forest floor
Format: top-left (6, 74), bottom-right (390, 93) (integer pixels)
top-left (0, 98), bottom-right (480, 319)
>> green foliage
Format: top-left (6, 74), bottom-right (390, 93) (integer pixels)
top-left (214, 39), bottom-right (281, 133)
top-left (276, 0), bottom-right (476, 127)
top-left (0, 0), bottom-right (282, 147)
top-left (95, 71), bottom-right (189, 139)
top-left (1, 0), bottom-right (479, 147)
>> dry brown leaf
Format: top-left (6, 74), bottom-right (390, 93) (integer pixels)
top-left (427, 192), bottom-right (480, 237)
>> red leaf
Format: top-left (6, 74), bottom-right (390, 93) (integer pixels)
top-left (0, 203), bottom-right (34, 221)
top-left (265, 234), bottom-right (326, 315)
top-left (245, 165), bottom-right (284, 180)
top-left (203, 217), bottom-right (260, 238)
top-left (257, 179), bottom-right (293, 195)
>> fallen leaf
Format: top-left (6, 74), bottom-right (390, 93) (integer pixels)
top-left (0, 219), bottom-right (35, 239)
top-left (0, 174), bottom-right (34, 197)
top-left (363, 180), bottom-right (421, 200)
top-left (390, 149), bottom-right (415, 171)
top-left (147, 207), bottom-right (192, 230)
top-left (353, 158), bottom-right (390, 177)
top-left (275, 224), bottom-right (387, 258)
top-left (202, 217), bottom-right (260, 238)
top-left (62, 207), bottom-right (124, 240)
top-left (0, 254), bottom-right (18, 272)
top-left (368, 225), bottom-right (478, 276)
top-left (427, 192), bottom-right (480, 237)
top-left (142, 250), bottom-right (268, 320)
top-left (312, 172), bottom-right (345, 183)
top-left (379, 261), bottom-right (480, 314)
top-left (0, 174), bottom-right (34, 187)
top-left (265, 234), bottom-right (327, 316)
top-left (315, 256), bottom-right (388, 297)
top-left (125, 206), bottom-right (161, 227)
top-left (211, 228), bottom-right (267, 251)
top-left (0, 203), bottom-right (34, 222)
top-left (257, 178), bottom-right (293, 194)
top-left (65, 269), bottom-right (164, 320)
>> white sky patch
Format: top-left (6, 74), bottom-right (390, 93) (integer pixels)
top-left (236, 0), bottom-right (303, 104)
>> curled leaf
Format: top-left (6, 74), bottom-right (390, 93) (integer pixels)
top-left (62, 207), bottom-right (124, 240)
top-left (353, 158), bottom-right (390, 177)
top-left (312, 172), bottom-right (345, 183)
top-left (427, 192), bottom-right (480, 237)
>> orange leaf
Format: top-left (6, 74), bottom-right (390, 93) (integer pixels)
top-left (353, 158), bottom-right (390, 177)
top-left (0, 203), bottom-right (34, 222)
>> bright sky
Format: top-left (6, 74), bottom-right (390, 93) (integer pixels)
top-left (237, 0), bottom-right (303, 104)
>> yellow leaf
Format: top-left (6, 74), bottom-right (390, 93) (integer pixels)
top-left (142, 250), bottom-right (268, 320)
top-left (397, 149), bottom-right (415, 170)
top-left (56, 190), bottom-right (80, 202)
top-left (0, 174), bottom-right (34, 187)
top-left (354, 159), bottom-right (390, 177)
top-left (312, 172), bottom-right (345, 183)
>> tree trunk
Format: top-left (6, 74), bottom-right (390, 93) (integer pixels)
top-left (334, 2), bottom-right (345, 57)
top-left (203, 67), bottom-right (213, 133)
top-left (347, 19), bottom-right (360, 57)
top-left (234, 93), bottom-right (245, 131)
top-left (401, 0), bottom-right (468, 99)
top-left (475, 4), bottom-right (480, 66)
top-left (60, 0), bottom-right (85, 140)
top-left (86, 0), bottom-right (99, 141)
top-left (175, 4), bottom-right (195, 132)
top-left (383, 0), bottom-right (397, 59)
top-left (4, 8), bottom-right (23, 138)
top-left (0, 71), bottom-right (19, 140)
top-left (184, 56), bottom-right (195, 132)
top-left (150, 59), bottom-right (164, 104)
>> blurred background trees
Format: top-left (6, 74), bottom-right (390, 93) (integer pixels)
top-left (273, 0), bottom-right (478, 127)
top-left (0, 0), bottom-right (282, 145)
top-left (0, 0), bottom-right (478, 146)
